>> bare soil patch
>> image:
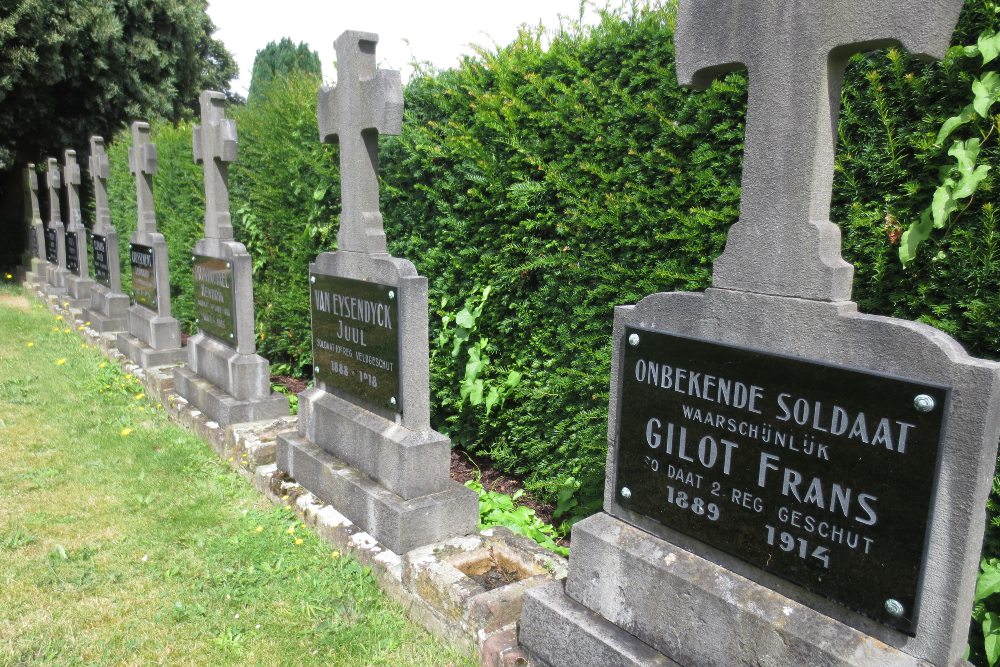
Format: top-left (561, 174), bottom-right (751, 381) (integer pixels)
top-left (0, 294), bottom-right (31, 311)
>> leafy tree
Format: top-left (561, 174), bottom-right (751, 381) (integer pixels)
top-left (0, 0), bottom-right (237, 167)
top-left (247, 38), bottom-right (322, 104)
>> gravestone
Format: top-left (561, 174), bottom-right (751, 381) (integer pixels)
top-left (43, 157), bottom-right (69, 298)
top-left (276, 30), bottom-right (477, 555)
top-left (21, 164), bottom-right (47, 290)
top-left (62, 149), bottom-right (95, 309)
top-left (82, 136), bottom-right (131, 334)
top-left (518, 2), bottom-right (1000, 666)
top-left (173, 90), bottom-right (289, 426)
top-left (116, 121), bottom-right (186, 368)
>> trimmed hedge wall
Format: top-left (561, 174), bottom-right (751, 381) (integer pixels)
top-left (98, 3), bottom-right (999, 516)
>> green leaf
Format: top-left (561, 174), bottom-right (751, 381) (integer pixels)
top-left (899, 208), bottom-right (934, 265)
top-left (936, 104), bottom-right (977, 144)
top-left (979, 31), bottom-right (1000, 65)
top-left (931, 184), bottom-right (956, 229)
top-left (977, 560), bottom-right (1000, 602)
top-left (505, 370), bottom-right (523, 388)
top-left (484, 386), bottom-right (500, 416)
top-left (312, 185), bottom-right (328, 201)
top-left (973, 72), bottom-right (1000, 118)
top-left (454, 308), bottom-right (475, 328)
top-left (953, 164), bottom-right (991, 200)
top-left (985, 612), bottom-right (1000, 666)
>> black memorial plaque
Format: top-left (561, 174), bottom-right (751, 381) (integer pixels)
top-left (129, 243), bottom-right (157, 311)
top-left (193, 255), bottom-right (237, 346)
top-left (92, 234), bottom-right (110, 286)
top-left (615, 327), bottom-right (948, 635)
top-left (310, 273), bottom-right (400, 413)
top-left (65, 231), bottom-right (80, 275)
top-left (44, 226), bottom-right (57, 263)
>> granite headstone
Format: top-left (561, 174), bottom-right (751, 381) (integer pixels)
top-left (173, 90), bottom-right (289, 426)
top-left (82, 136), bottom-right (131, 334)
top-left (519, 2), bottom-right (1000, 666)
top-left (43, 157), bottom-right (69, 299)
top-left (116, 122), bottom-right (186, 368)
top-left (276, 30), bottom-right (478, 555)
top-left (62, 149), bottom-right (95, 309)
top-left (21, 164), bottom-right (47, 291)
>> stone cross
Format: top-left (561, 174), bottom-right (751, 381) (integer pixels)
top-left (89, 136), bottom-right (111, 229)
top-left (23, 164), bottom-right (40, 224)
top-left (46, 157), bottom-right (62, 225)
top-left (193, 90), bottom-right (237, 240)
top-left (128, 121), bottom-right (159, 235)
top-left (63, 149), bottom-right (82, 227)
top-left (675, 0), bottom-right (964, 302)
top-left (318, 30), bottom-right (403, 254)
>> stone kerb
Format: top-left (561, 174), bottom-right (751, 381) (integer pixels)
top-left (116, 121), bottom-right (186, 369)
top-left (62, 149), bottom-right (95, 308)
top-left (276, 29), bottom-right (477, 555)
top-left (174, 90), bottom-right (289, 427)
top-left (519, 1), bottom-right (1000, 666)
top-left (43, 156), bottom-right (69, 298)
top-left (83, 135), bottom-right (130, 335)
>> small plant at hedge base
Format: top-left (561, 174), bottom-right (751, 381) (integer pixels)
top-left (270, 382), bottom-right (300, 415)
top-left (971, 558), bottom-right (1000, 666)
top-left (465, 479), bottom-right (569, 557)
top-left (901, 29), bottom-right (1000, 264)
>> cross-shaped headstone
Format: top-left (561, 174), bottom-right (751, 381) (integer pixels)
top-left (193, 90), bottom-right (237, 240)
top-left (318, 30), bottom-right (403, 254)
top-left (23, 163), bottom-right (40, 223)
top-left (675, 0), bottom-right (963, 302)
top-left (89, 136), bottom-right (111, 229)
top-left (63, 149), bottom-right (82, 227)
top-left (46, 157), bottom-right (62, 225)
top-left (128, 121), bottom-right (159, 235)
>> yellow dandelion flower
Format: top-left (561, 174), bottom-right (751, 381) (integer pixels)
top-left (55, 315), bottom-right (63, 321)
top-left (62, 328), bottom-right (70, 333)
top-left (84, 321), bottom-right (91, 326)
top-left (26, 342), bottom-right (34, 348)
top-left (120, 427), bottom-right (133, 436)
top-left (3, 273), bottom-right (12, 279)
top-left (286, 525), bottom-right (296, 535)
top-left (134, 393), bottom-right (144, 400)
top-left (227, 457), bottom-right (234, 462)
top-left (51, 326), bottom-right (59, 332)
top-left (77, 325), bottom-right (84, 330)
top-left (99, 362), bottom-right (107, 369)
top-left (294, 538), bottom-right (304, 545)
top-left (55, 358), bottom-right (66, 366)
top-left (331, 550), bottom-right (341, 559)
top-left (255, 526), bottom-right (263, 533)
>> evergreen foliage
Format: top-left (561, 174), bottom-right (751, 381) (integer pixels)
top-left (96, 2), bottom-right (999, 524)
top-left (0, 0), bottom-right (236, 167)
top-left (247, 38), bottom-right (323, 106)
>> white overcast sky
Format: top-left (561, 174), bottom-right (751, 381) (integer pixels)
top-left (205, 1), bottom-right (604, 95)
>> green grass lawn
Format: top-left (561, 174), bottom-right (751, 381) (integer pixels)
top-left (0, 285), bottom-right (475, 667)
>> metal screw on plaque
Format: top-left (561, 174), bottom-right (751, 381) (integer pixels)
top-left (228, 333), bottom-right (234, 339)
top-left (388, 290), bottom-right (395, 300)
top-left (314, 365), bottom-right (319, 374)
top-left (913, 394), bottom-right (936, 413)
top-left (628, 333), bottom-right (640, 347)
top-left (884, 599), bottom-right (905, 617)
top-left (390, 396), bottom-right (397, 406)
top-left (226, 262), bottom-right (231, 269)
top-left (191, 255), bottom-right (196, 262)
top-left (621, 487), bottom-right (632, 499)
top-left (310, 276), bottom-right (316, 284)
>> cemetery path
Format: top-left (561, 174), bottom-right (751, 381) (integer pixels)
top-left (0, 287), bottom-right (475, 667)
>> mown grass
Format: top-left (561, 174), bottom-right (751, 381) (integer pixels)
top-left (0, 285), bottom-right (475, 666)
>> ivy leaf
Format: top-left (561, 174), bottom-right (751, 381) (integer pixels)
top-left (985, 612), bottom-right (1000, 666)
top-left (936, 104), bottom-right (977, 144)
top-left (454, 308), bottom-right (475, 328)
top-left (899, 208), bottom-right (934, 265)
top-left (973, 72), bottom-right (1000, 118)
top-left (484, 386), bottom-right (500, 416)
top-left (979, 31), bottom-right (1000, 65)
top-left (977, 560), bottom-right (1000, 602)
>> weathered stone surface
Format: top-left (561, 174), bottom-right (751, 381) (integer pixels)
top-left (61, 149), bottom-right (94, 307)
top-left (174, 365), bottom-right (288, 426)
top-left (43, 157), bottom-right (69, 296)
top-left (21, 164), bottom-right (47, 290)
top-left (674, 0), bottom-right (963, 301)
top-left (519, 580), bottom-right (680, 667)
top-left (83, 135), bottom-right (130, 334)
top-left (118, 121), bottom-right (184, 369)
top-left (277, 432), bottom-right (478, 555)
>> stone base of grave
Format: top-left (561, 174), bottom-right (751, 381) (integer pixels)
top-left (24, 259), bottom-right (46, 292)
top-left (519, 512), bottom-right (934, 667)
top-left (83, 285), bottom-right (130, 333)
top-left (174, 366), bottom-right (289, 427)
top-left (277, 433), bottom-right (478, 555)
top-left (116, 332), bottom-right (186, 368)
top-left (65, 275), bottom-right (93, 308)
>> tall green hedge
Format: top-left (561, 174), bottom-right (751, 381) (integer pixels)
top-left (98, 2), bottom-right (999, 515)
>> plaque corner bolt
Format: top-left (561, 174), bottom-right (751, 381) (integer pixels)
top-left (226, 262), bottom-right (231, 269)
top-left (628, 333), bottom-right (639, 347)
top-left (310, 275), bottom-right (316, 284)
top-left (620, 486), bottom-right (632, 499)
top-left (913, 394), bottom-right (935, 413)
top-left (390, 396), bottom-right (397, 406)
top-left (388, 290), bottom-right (395, 300)
top-left (313, 365), bottom-right (320, 374)
top-left (884, 599), bottom-right (905, 617)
